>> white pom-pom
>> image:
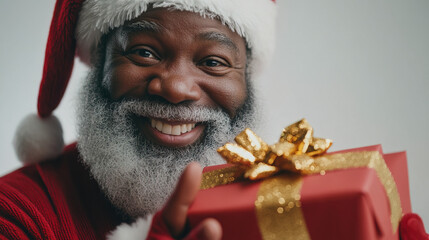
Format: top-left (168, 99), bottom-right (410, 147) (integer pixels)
top-left (107, 215), bottom-right (154, 240)
top-left (13, 114), bottom-right (64, 165)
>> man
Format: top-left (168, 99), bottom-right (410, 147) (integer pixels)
top-left (0, 0), bottom-right (276, 239)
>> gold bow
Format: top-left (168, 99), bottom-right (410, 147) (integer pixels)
top-left (217, 119), bottom-right (332, 180)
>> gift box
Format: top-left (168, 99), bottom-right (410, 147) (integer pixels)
top-left (188, 120), bottom-right (412, 240)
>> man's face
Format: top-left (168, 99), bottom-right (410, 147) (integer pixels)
top-left (103, 8), bottom-right (248, 148)
top-left (77, 8), bottom-right (256, 218)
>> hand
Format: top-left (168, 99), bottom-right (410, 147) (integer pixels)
top-left (148, 162), bottom-right (222, 240)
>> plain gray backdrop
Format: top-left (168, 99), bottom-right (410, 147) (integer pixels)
top-left (1, 0), bottom-right (428, 227)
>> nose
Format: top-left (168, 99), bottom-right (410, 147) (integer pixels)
top-left (146, 65), bottom-right (202, 104)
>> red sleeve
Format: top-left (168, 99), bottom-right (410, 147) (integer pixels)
top-left (0, 144), bottom-right (122, 240)
top-left (0, 214), bottom-right (31, 240)
top-left (0, 173), bottom-right (56, 240)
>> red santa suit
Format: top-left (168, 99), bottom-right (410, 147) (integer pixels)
top-left (0, 143), bottom-right (124, 239)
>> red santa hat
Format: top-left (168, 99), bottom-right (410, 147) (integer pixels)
top-left (14, 0), bottom-right (277, 164)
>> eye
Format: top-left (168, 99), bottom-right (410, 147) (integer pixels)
top-left (202, 59), bottom-right (224, 67)
top-left (199, 56), bottom-right (230, 69)
top-left (134, 49), bottom-right (156, 58)
top-left (127, 46), bottom-right (160, 65)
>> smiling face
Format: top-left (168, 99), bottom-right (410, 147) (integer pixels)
top-left (77, 8), bottom-right (256, 217)
top-left (103, 8), bottom-right (248, 148)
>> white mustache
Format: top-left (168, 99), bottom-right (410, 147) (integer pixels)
top-left (113, 100), bottom-right (228, 123)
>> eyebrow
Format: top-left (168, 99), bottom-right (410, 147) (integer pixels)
top-left (123, 20), bottom-right (163, 33)
top-left (197, 32), bottom-right (239, 52)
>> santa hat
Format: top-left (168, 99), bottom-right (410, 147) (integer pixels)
top-left (14, 0), bottom-right (277, 164)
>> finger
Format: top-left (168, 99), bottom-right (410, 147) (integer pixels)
top-left (183, 218), bottom-right (222, 240)
top-left (162, 162), bottom-right (202, 237)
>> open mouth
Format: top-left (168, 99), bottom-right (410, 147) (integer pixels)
top-left (150, 119), bottom-right (197, 136)
top-left (136, 116), bottom-right (206, 147)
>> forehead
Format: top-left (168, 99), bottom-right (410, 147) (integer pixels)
top-left (122, 8), bottom-right (246, 46)
top-left (127, 8), bottom-right (227, 30)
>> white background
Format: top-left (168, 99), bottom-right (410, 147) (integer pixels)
top-left (1, 0), bottom-right (428, 227)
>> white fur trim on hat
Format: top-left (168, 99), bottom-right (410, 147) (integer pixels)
top-left (13, 114), bottom-right (64, 165)
top-left (107, 214), bottom-right (154, 240)
top-left (76, 0), bottom-right (276, 76)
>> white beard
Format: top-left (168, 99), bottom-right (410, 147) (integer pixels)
top-left (76, 63), bottom-right (257, 218)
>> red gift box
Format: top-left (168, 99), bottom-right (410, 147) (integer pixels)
top-left (188, 145), bottom-right (411, 240)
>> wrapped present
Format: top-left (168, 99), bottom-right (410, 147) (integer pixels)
top-left (188, 119), bottom-right (411, 240)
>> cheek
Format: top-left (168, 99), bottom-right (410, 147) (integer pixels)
top-left (208, 78), bottom-right (247, 117)
top-left (107, 64), bottom-right (147, 100)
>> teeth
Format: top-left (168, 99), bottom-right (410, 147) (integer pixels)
top-left (171, 125), bottom-right (181, 136)
top-left (151, 119), bottom-right (196, 135)
top-left (162, 124), bottom-right (172, 135)
top-left (155, 121), bottom-right (163, 132)
top-left (187, 123), bottom-right (194, 132)
top-left (181, 124), bottom-right (187, 133)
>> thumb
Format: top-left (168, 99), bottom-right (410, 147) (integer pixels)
top-left (162, 162), bottom-right (202, 238)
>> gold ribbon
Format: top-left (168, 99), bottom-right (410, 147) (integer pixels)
top-left (217, 119), bottom-right (333, 180)
top-left (201, 119), bottom-right (402, 239)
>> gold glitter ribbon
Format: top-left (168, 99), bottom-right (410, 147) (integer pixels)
top-left (255, 174), bottom-right (307, 239)
top-left (217, 119), bottom-right (333, 180)
top-left (201, 119), bottom-right (402, 239)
